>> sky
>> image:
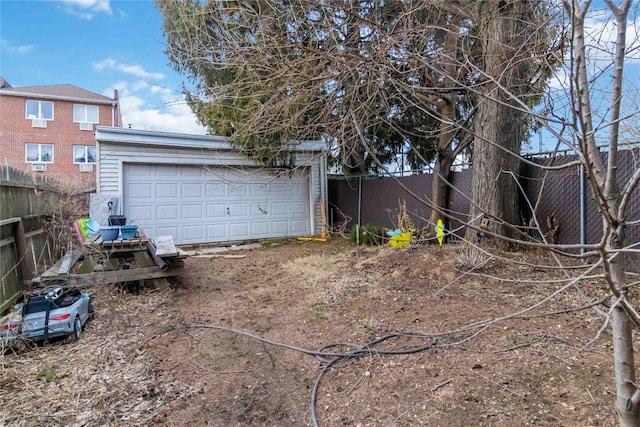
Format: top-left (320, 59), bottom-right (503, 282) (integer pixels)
top-left (0, 0), bottom-right (207, 135)
top-left (2, 0), bottom-right (640, 152)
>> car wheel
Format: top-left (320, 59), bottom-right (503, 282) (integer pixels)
top-left (72, 317), bottom-right (82, 341)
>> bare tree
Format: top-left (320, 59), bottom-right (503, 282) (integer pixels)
top-left (155, 1), bottom-right (640, 425)
top-left (487, 1), bottom-right (640, 425)
top-left (563, 1), bottom-right (640, 425)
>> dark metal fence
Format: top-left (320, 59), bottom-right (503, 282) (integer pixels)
top-left (328, 148), bottom-right (640, 253)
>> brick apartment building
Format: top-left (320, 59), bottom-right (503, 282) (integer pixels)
top-left (0, 76), bottom-right (122, 188)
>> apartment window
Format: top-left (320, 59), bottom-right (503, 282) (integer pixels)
top-left (73, 104), bottom-right (99, 123)
top-left (25, 100), bottom-right (54, 120)
top-left (73, 146), bottom-right (96, 164)
top-left (25, 144), bottom-right (54, 163)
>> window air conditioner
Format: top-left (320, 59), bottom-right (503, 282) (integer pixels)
top-left (79, 122), bottom-right (93, 131)
top-left (79, 164), bottom-right (94, 172)
top-left (32, 119), bottom-right (47, 128)
top-left (32, 164), bottom-right (47, 172)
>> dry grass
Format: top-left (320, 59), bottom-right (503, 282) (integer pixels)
top-left (38, 181), bottom-right (93, 261)
top-left (453, 243), bottom-right (493, 271)
top-left (0, 289), bottom-right (195, 427)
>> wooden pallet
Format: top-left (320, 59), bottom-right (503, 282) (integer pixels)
top-left (35, 235), bottom-right (185, 290)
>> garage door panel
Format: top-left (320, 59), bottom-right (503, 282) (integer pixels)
top-left (156, 165), bottom-right (179, 177)
top-left (290, 201), bottom-right (307, 215)
top-left (229, 203), bottom-right (248, 217)
top-left (206, 183), bottom-right (225, 197)
top-left (156, 205), bottom-right (179, 220)
top-left (156, 225), bottom-right (179, 238)
top-left (272, 221), bottom-right (289, 234)
top-left (268, 181), bottom-right (293, 194)
top-left (129, 183), bottom-right (153, 198)
top-left (251, 222), bottom-right (269, 236)
top-left (270, 202), bottom-right (289, 216)
top-left (207, 204), bottom-right (226, 217)
top-left (289, 184), bottom-right (307, 198)
top-left (228, 183), bottom-right (249, 198)
top-left (250, 183), bottom-right (268, 197)
top-left (183, 204), bottom-right (204, 220)
top-left (129, 164), bottom-right (153, 177)
top-left (124, 164), bottom-right (311, 244)
top-left (183, 225), bottom-right (205, 241)
top-left (291, 219), bottom-right (309, 234)
top-left (128, 205), bottom-right (153, 221)
top-left (207, 224), bottom-right (227, 239)
top-left (182, 167), bottom-right (205, 177)
top-left (230, 223), bottom-right (249, 239)
top-left (250, 203), bottom-right (269, 216)
top-left (156, 183), bottom-right (178, 198)
top-left (182, 183), bottom-right (203, 198)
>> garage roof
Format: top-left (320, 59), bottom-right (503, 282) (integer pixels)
top-left (95, 126), bottom-right (326, 152)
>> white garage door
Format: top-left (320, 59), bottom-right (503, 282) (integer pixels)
top-left (123, 164), bottom-right (311, 244)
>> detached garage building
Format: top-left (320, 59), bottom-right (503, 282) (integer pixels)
top-left (95, 127), bottom-right (327, 245)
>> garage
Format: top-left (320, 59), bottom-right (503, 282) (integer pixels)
top-left (95, 127), bottom-right (327, 245)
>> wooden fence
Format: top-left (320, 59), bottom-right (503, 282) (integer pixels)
top-left (0, 167), bottom-right (57, 314)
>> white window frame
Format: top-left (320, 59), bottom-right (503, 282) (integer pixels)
top-left (73, 104), bottom-right (99, 124)
top-left (73, 145), bottom-right (96, 164)
top-left (25, 143), bottom-right (54, 163)
top-left (25, 100), bottom-right (54, 120)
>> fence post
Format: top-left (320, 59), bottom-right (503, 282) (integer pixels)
top-left (13, 217), bottom-right (36, 287)
top-left (356, 176), bottom-right (362, 245)
top-left (579, 164), bottom-right (586, 256)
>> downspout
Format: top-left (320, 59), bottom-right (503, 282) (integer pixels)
top-left (309, 166), bottom-right (316, 235)
top-left (320, 154), bottom-right (327, 234)
top-left (96, 141), bottom-right (101, 193)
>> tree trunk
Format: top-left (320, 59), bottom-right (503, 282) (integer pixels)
top-left (343, 145), bottom-right (367, 177)
top-left (466, 0), bottom-right (524, 243)
top-left (566, 0), bottom-right (640, 423)
top-left (611, 294), bottom-right (640, 426)
top-left (428, 17), bottom-right (459, 232)
top-left (609, 226), bottom-right (640, 426)
top-left (428, 148), bottom-right (455, 231)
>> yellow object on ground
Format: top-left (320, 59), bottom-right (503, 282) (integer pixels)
top-left (389, 233), bottom-right (411, 248)
top-left (435, 219), bottom-right (444, 246)
top-left (297, 237), bottom-right (328, 242)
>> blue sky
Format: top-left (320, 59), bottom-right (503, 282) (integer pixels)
top-left (1, 0), bottom-right (207, 134)
top-left (2, 1), bottom-right (639, 152)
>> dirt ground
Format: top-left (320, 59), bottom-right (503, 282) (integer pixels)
top-left (0, 237), bottom-right (625, 426)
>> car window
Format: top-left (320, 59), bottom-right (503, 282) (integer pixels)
top-left (23, 297), bottom-right (59, 314)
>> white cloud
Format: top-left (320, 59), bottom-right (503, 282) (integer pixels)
top-left (132, 80), bottom-right (149, 91)
top-left (582, 8), bottom-right (640, 66)
top-left (1, 38), bottom-right (37, 54)
top-left (105, 82), bottom-right (207, 135)
top-left (545, 7), bottom-right (640, 99)
top-left (123, 105), bottom-right (207, 135)
top-left (93, 58), bottom-right (165, 80)
top-left (58, 0), bottom-right (112, 20)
